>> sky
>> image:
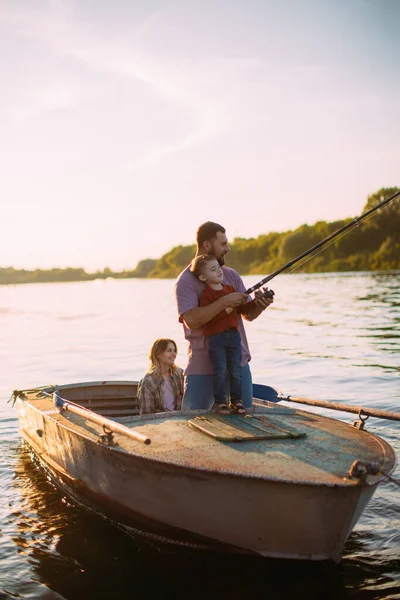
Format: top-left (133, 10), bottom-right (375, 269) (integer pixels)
top-left (1, 0), bottom-right (399, 271)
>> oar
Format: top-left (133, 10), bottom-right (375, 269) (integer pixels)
top-left (52, 390), bottom-right (151, 445)
top-left (252, 384), bottom-right (400, 422)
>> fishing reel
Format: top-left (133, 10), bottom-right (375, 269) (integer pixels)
top-left (255, 287), bottom-right (275, 301)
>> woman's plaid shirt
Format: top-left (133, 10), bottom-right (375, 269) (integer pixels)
top-left (138, 367), bottom-right (183, 414)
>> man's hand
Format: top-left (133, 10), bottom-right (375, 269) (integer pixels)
top-left (239, 287), bottom-right (274, 321)
top-left (254, 287), bottom-right (274, 310)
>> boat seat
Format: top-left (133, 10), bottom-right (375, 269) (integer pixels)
top-left (76, 397), bottom-right (140, 417)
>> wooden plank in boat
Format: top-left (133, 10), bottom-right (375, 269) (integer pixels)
top-left (188, 415), bottom-right (306, 442)
top-left (78, 397), bottom-right (138, 403)
top-left (78, 398), bottom-right (140, 417)
top-left (61, 386), bottom-right (138, 401)
top-left (79, 399), bottom-right (138, 406)
top-left (79, 400), bottom-right (138, 410)
top-left (85, 409), bottom-right (139, 417)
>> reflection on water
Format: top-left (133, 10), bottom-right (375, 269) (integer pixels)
top-left (1, 273), bottom-right (399, 599)
top-left (5, 445), bottom-right (400, 600)
top-left (4, 447), bottom-right (345, 600)
top-left (356, 275), bottom-right (400, 351)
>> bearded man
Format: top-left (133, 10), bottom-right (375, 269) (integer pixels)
top-left (175, 221), bottom-right (274, 410)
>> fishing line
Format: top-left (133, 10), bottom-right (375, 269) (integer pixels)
top-left (281, 223), bottom-right (360, 275)
top-left (381, 471), bottom-right (400, 488)
top-left (246, 190), bottom-right (400, 295)
top-left (282, 210), bottom-right (379, 276)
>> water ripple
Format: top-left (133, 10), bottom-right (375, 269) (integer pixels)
top-left (0, 274), bottom-right (399, 599)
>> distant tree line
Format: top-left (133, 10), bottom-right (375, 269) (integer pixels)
top-left (1, 188), bottom-right (398, 286)
top-left (134, 187), bottom-right (400, 278)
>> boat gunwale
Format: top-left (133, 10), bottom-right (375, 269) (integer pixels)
top-left (16, 388), bottom-right (396, 489)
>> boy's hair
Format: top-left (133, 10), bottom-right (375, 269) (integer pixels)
top-left (196, 221), bottom-right (225, 248)
top-left (190, 254), bottom-right (218, 279)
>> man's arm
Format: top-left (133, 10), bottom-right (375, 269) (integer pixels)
top-left (239, 290), bottom-right (274, 322)
top-left (183, 292), bottom-right (248, 329)
top-left (229, 269), bottom-right (274, 322)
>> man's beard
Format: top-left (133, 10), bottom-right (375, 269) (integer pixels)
top-left (217, 254), bottom-right (225, 267)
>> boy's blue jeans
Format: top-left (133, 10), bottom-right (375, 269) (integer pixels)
top-left (182, 364), bottom-right (253, 411)
top-left (208, 328), bottom-right (242, 404)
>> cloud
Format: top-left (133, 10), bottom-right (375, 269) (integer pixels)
top-left (1, 0), bottom-right (261, 165)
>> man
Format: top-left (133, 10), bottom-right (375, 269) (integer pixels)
top-left (175, 221), bottom-right (274, 410)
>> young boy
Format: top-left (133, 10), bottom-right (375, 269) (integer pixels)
top-left (190, 254), bottom-right (247, 415)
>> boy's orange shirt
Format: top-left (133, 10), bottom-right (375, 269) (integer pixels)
top-left (199, 284), bottom-right (239, 337)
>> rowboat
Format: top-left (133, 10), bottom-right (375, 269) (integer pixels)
top-left (11, 380), bottom-right (397, 563)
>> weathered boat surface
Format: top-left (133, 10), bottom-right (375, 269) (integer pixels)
top-left (14, 381), bottom-right (396, 562)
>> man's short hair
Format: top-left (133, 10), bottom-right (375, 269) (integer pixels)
top-left (190, 254), bottom-right (218, 279)
top-left (196, 221), bottom-right (225, 248)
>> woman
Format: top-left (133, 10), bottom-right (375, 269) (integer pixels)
top-left (138, 338), bottom-right (184, 415)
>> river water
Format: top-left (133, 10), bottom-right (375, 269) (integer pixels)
top-left (0, 272), bottom-right (399, 599)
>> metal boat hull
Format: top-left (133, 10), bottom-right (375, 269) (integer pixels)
top-left (15, 388), bottom-right (391, 562)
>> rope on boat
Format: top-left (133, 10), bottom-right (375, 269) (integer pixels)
top-left (8, 387), bottom-right (56, 407)
top-left (349, 460), bottom-right (400, 488)
top-left (380, 472), bottom-right (400, 488)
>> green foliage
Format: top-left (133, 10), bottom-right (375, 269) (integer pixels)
top-left (228, 232), bottom-right (283, 273)
top-left (364, 187), bottom-right (400, 238)
top-left (279, 224), bottom-right (321, 262)
top-left (126, 259), bottom-right (157, 278)
top-left (1, 187), bottom-right (398, 285)
top-left (370, 236), bottom-right (400, 270)
top-left (0, 266), bottom-right (125, 285)
top-left (0, 267), bottom-right (93, 285)
top-left (148, 244), bottom-right (196, 278)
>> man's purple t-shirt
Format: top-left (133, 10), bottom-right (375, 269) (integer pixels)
top-left (175, 264), bottom-right (252, 375)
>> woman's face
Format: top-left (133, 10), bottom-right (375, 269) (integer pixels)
top-left (157, 342), bottom-right (177, 368)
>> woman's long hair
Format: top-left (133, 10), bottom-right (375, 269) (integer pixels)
top-left (148, 338), bottom-right (178, 378)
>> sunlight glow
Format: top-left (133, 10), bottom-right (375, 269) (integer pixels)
top-left (1, 0), bottom-right (398, 270)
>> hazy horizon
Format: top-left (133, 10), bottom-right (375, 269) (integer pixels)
top-left (1, 0), bottom-right (399, 271)
top-left (2, 193), bottom-right (397, 273)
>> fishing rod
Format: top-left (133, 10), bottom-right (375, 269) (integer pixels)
top-left (246, 189), bottom-right (400, 296)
